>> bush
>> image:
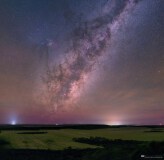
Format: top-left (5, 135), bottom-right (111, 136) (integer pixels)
top-left (0, 138), bottom-right (10, 149)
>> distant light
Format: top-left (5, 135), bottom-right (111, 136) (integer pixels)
top-left (107, 121), bottom-right (122, 126)
top-left (11, 120), bottom-right (16, 125)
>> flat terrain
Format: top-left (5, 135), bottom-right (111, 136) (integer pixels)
top-left (1, 125), bottom-right (164, 150)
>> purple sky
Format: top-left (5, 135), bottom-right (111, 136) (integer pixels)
top-left (0, 0), bottom-right (164, 125)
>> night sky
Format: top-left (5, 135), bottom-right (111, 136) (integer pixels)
top-left (0, 0), bottom-right (163, 125)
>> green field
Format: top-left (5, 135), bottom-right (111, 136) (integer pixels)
top-left (1, 127), bottom-right (164, 150)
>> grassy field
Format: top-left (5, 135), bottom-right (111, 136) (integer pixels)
top-left (0, 126), bottom-right (164, 150)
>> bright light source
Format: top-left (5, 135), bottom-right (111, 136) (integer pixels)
top-left (11, 120), bottom-right (16, 125)
top-left (107, 121), bottom-right (122, 126)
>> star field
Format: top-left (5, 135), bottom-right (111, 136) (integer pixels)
top-left (0, 0), bottom-right (163, 124)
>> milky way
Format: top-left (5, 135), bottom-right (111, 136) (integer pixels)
top-left (41, 0), bottom-right (141, 112)
top-left (0, 0), bottom-right (163, 124)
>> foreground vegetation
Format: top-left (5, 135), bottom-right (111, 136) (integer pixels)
top-left (0, 125), bottom-right (164, 159)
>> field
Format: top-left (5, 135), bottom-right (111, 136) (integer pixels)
top-left (0, 125), bottom-right (164, 160)
top-left (0, 125), bottom-right (164, 150)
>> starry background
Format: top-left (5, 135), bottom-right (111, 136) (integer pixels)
top-left (0, 0), bottom-right (163, 125)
